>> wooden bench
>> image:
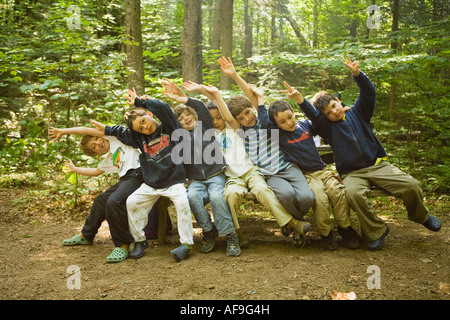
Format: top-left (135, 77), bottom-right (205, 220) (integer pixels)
top-left (155, 145), bottom-right (390, 244)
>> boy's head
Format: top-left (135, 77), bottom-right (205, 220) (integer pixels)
top-left (311, 91), bottom-right (346, 122)
top-left (80, 136), bottom-right (110, 157)
top-left (269, 100), bottom-right (296, 132)
top-left (227, 95), bottom-right (257, 127)
top-left (125, 107), bottom-right (160, 135)
top-left (173, 104), bottom-right (197, 131)
top-left (207, 102), bottom-right (226, 132)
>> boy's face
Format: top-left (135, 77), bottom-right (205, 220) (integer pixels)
top-left (132, 112), bottom-right (159, 135)
top-left (235, 107), bottom-right (257, 127)
top-left (177, 110), bottom-right (196, 131)
top-left (273, 109), bottom-right (296, 132)
top-left (86, 137), bottom-right (110, 155)
top-left (321, 99), bottom-right (346, 122)
top-left (208, 108), bottom-right (226, 131)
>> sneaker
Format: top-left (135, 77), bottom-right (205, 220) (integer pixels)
top-left (422, 214), bottom-right (441, 232)
top-left (292, 231), bottom-right (307, 248)
top-left (171, 245), bottom-right (190, 262)
top-left (281, 224), bottom-right (293, 237)
top-left (201, 225), bottom-right (218, 253)
top-left (290, 219), bottom-right (311, 235)
top-left (337, 226), bottom-right (361, 249)
top-left (367, 225), bottom-right (390, 251)
top-left (321, 231), bottom-right (337, 251)
top-left (226, 232), bottom-right (241, 257)
top-left (129, 240), bottom-right (149, 259)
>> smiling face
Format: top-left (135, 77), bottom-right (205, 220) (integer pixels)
top-left (235, 107), bottom-right (257, 127)
top-left (177, 110), bottom-right (196, 131)
top-left (86, 137), bottom-right (110, 155)
top-left (131, 113), bottom-right (159, 135)
top-left (273, 109), bottom-right (297, 132)
top-left (322, 99), bottom-right (346, 122)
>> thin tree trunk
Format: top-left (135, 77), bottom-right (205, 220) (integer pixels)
top-left (125, 0), bottom-right (145, 94)
top-left (182, 0), bottom-right (203, 83)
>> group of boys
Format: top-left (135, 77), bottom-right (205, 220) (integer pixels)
top-left (49, 55), bottom-right (441, 263)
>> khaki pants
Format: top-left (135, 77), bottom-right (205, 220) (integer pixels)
top-left (304, 168), bottom-right (351, 236)
top-left (224, 166), bottom-right (293, 228)
top-left (342, 161), bottom-right (429, 241)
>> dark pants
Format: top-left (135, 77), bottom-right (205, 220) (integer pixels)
top-left (81, 168), bottom-right (159, 247)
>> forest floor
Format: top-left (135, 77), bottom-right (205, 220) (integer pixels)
top-left (0, 186), bottom-right (449, 303)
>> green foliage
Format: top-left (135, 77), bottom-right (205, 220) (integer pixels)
top-left (0, 0), bottom-right (448, 195)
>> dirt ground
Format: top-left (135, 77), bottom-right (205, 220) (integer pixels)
top-left (0, 187), bottom-right (448, 303)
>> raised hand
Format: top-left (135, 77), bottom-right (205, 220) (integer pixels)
top-left (182, 80), bottom-right (203, 93)
top-left (63, 159), bottom-right (76, 173)
top-left (125, 88), bottom-right (137, 106)
top-left (48, 127), bottom-right (63, 142)
top-left (218, 56), bottom-right (236, 77)
top-left (343, 54), bottom-right (360, 77)
top-left (279, 81), bottom-right (304, 104)
top-left (90, 119), bottom-right (106, 133)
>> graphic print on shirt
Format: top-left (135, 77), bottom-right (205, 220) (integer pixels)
top-left (143, 134), bottom-right (170, 162)
top-left (112, 146), bottom-right (124, 170)
top-left (287, 130), bottom-right (310, 144)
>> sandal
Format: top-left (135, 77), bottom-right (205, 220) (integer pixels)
top-left (106, 247), bottom-right (129, 263)
top-left (62, 234), bottom-right (92, 246)
top-left (281, 224), bottom-right (293, 237)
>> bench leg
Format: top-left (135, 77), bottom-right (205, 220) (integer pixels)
top-left (156, 197), bottom-right (171, 244)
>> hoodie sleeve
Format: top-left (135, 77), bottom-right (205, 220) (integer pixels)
top-left (298, 99), bottom-right (330, 140)
top-left (185, 98), bottom-right (214, 130)
top-left (104, 124), bottom-right (141, 149)
top-left (134, 98), bottom-right (181, 134)
top-left (352, 71), bottom-right (376, 123)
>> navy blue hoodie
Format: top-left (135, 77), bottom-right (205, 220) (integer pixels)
top-left (299, 71), bottom-right (386, 176)
top-left (104, 98), bottom-right (186, 189)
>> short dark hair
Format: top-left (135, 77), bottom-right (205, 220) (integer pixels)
top-left (226, 95), bottom-right (252, 118)
top-left (206, 101), bottom-right (218, 111)
top-left (125, 107), bottom-right (147, 130)
top-left (311, 91), bottom-right (336, 111)
top-left (268, 100), bottom-right (293, 124)
top-left (80, 135), bottom-right (98, 157)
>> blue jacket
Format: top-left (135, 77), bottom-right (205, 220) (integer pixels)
top-left (257, 104), bottom-right (326, 172)
top-left (299, 72), bottom-right (386, 176)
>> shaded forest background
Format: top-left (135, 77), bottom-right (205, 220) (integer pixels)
top-left (0, 0), bottom-right (448, 202)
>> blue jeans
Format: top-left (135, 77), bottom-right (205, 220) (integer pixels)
top-left (187, 173), bottom-right (235, 236)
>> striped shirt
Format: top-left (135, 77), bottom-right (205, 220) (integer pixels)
top-left (243, 121), bottom-right (290, 176)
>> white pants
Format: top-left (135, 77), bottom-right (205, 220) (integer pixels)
top-left (126, 183), bottom-right (194, 246)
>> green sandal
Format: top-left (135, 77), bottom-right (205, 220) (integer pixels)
top-left (62, 234), bottom-right (92, 246)
top-left (106, 247), bottom-right (129, 263)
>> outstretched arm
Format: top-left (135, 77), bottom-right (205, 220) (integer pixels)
top-left (218, 56), bottom-right (259, 108)
top-left (64, 159), bottom-right (104, 177)
top-left (48, 126), bottom-right (104, 142)
top-left (161, 79), bottom-right (188, 104)
top-left (182, 81), bottom-right (217, 101)
top-left (202, 84), bottom-right (240, 130)
top-left (279, 81), bottom-right (305, 105)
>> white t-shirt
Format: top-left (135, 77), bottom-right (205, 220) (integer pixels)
top-left (215, 124), bottom-right (254, 178)
top-left (97, 136), bottom-right (141, 177)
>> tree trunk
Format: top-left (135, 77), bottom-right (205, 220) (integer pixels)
top-left (243, 0), bottom-right (253, 69)
top-left (389, 0), bottom-right (400, 147)
top-left (210, 0), bottom-right (224, 73)
top-left (124, 0), bottom-right (145, 94)
top-left (220, 0), bottom-right (234, 90)
top-left (182, 0), bottom-right (203, 83)
top-left (278, 1), bottom-right (308, 48)
top-left (349, 0), bottom-right (358, 38)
